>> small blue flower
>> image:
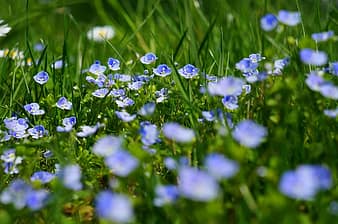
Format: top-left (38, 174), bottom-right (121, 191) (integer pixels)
top-left (277, 10), bottom-right (301, 26)
top-left (222, 95), bottom-right (239, 110)
top-left (260, 14), bottom-right (278, 31)
top-left (305, 72), bottom-right (326, 91)
top-left (31, 171), bottom-right (55, 184)
top-left (104, 150), bottom-right (139, 177)
top-left (56, 97), bottom-right (72, 110)
top-left (34, 43), bottom-right (44, 52)
top-left (115, 111), bottom-right (136, 122)
top-left (162, 122), bottom-right (195, 143)
top-left (93, 135), bottom-right (123, 157)
top-left (28, 125), bottom-right (48, 139)
top-left (153, 64), bottom-right (172, 77)
top-left (0, 179), bottom-right (32, 209)
top-left (204, 153), bottom-right (239, 180)
top-left (178, 64), bottom-right (199, 79)
top-left (164, 157), bottom-right (177, 170)
top-left (25, 189), bottom-right (49, 211)
top-left (96, 191), bottom-right (133, 223)
top-left (319, 83), bottom-right (338, 100)
top-left (24, 103), bottom-right (45, 115)
top-left (140, 52), bottom-right (157, 64)
top-left (62, 164), bottom-right (82, 190)
top-left (154, 185), bottom-right (179, 206)
top-left (92, 88), bottom-right (109, 98)
top-left (273, 57), bottom-right (290, 75)
top-left (128, 81), bottom-right (144, 90)
top-left (311, 30), bottom-right (334, 42)
top-left (138, 102), bottom-right (156, 117)
top-left (33, 71), bottom-right (49, 85)
top-left (236, 58), bottom-right (258, 73)
top-left (324, 108), bottom-right (338, 118)
top-left (51, 60), bottom-right (65, 69)
top-left (140, 121), bottom-right (160, 146)
top-left (329, 62), bottom-right (338, 76)
top-left (76, 123), bottom-right (101, 137)
top-left (242, 84), bottom-right (251, 94)
top-left (300, 49), bottom-right (328, 66)
top-left (109, 88), bottom-right (126, 98)
top-left (208, 76), bottom-right (244, 96)
top-left (178, 166), bottom-right (219, 201)
top-left (107, 57), bottom-right (120, 70)
top-left (155, 88), bottom-right (168, 103)
top-left (56, 116), bottom-right (76, 132)
top-left (89, 61), bottom-right (106, 75)
top-left (232, 120), bottom-right (267, 148)
top-left (114, 73), bottom-right (132, 82)
top-left (279, 165), bottom-right (331, 200)
top-left (115, 97), bottom-right (134, 108)
top-left (1, 149), bottom-right (23, 174)
top-left (201, 110), bottom-right (217, 122)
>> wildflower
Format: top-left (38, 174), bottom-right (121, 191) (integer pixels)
top-left (279, 165), bottom-right (331, 200)
top-left (154, 185), bottom-right (179, 206)
top-left (138, 102), bottom-right (156, 117)
top-left (109, 88), bottom-right (125, 98)
top-left (87, 25), bottom-right (115, 42)
top-left (324, 108), bottom-right (338, 118)
top-left (300, 49), bottom-right (328, 66)
top-left (127, 81), bottom-right (144, 91)
top-left (178, 64), bottom-right (199, 79)
top-left (236, 58), bottom-right (258, 73)
top-left (0, 179), bottom-right (32, 209)
top-left (1, 149), bottom-right (23, 174)
top-left (272, 57), bottom-right (290, 75)
top-left (178, 166), bottom-right (219, 201)
top-left (201, 110), bottom-right (217, 122)
top-left (56, 116), bottom-right (76, 132)
top-left (311, 31), bottom-right (334, 42)
top-left (140, 52), bottom-right (157, 64)
top-left (92, 88), bottom-right (109, 98)
top-left (329, 62), bottom-right (338, 76)
top-left (61, 164), bottom-right (82, 190)
top-left (319, 83), bottom-right (338, 100)
top-left (114, 73), bottom-right (132, 82)
top-left (155, 88), bottom-right (168, 103)
top-left (232, 120), bottom-right (267, 148)
top-left (4, 117), bottom-right (29, 139)
top-left (222, 95), bottom-right (239, 110)
top-left (208, 76), bottom-right (244, 96)
top-left (33, 71), bottom-right (49, 85)
top-left (76, 123), bottom-right (101, 137)
top-left (34, 43), bottom-right (44, 52)
top-left (0, 130), bottom-right (11, 142)
top-left (105, 150), bottom-right (139, 177)
top-left (25, 190), bottom-right (49, 211)
top-left (43, 150), bottom-right (53, 158)
top-left (242, 84), bottom-right (251, 94)
top-left (115, 111), bottom-right (136, 122)
top-left (162, 122), bottom-right (195, 143)
top-left (89, 61), bottom-right (107, 75)
top-left (164, 157), bottom-right (177, 170)
top-left (140, 121), bottom-right (159, 146)
top-left (0, 20), bottom-right (11, 37)
top-left (277, 10), bottom-right (301, 26)
top-left (107, 57), bottom-right (120, 70)
top-left (56, 97), bottom-right (72, 110)
top-left (260, 14), bottom-right (278, 31)
top-left (31, 171), bottom-right (55, 184)
top-left (92, 135), bottom-right (122, 157)
top-left (115, 97), bottom-right (135, 108)
top-left (153, 64), bottom-right (172, 77)
top-left (24, 103), bottom-right (45, 115)
top-left (96, 191), bottom-right (133, 223)
top-left (305, 72), bottom-right (326, 91)
top-left (204, 153), bottom-right (239, 180)
top-left (51, 60), bottom-right (65, 69)
top-left (28, 125), bottom-right (48, 139)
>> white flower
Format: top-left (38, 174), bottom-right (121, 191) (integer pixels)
top-left (0, 20), bottom-right (11, 37)
top-left (87, 26), bottom-right (115, 42)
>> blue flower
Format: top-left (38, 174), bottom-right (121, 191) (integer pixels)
top-left (114, 73), bottom-right (132, 82)
top-left (140, 52), bottom-right (157, 64)
top-left (319, 83), bottom-right (338, 100)
top-left (140, 121), bottom-right (159, 146)
top-left (201, 110), bottom-right (217, 122)
top-left (4, 117), bottom-right (29, 139)
top-left (208, 76), bottom-right (244, 96)
top-left (92, 88), bottom-right (109, 98)
top-left (178, 64), bottom-right (199, 79)
top-left (232, 120), bottom-right (267, 148)
top-left (153, 64), bottom-right (172, 77)
top-left (164, 157), bottom-right (178, 170)
top-left (311, 30), bottom-right (334, 42)
top-left (115, 111), bottom-right (136, 122)
top-left (127, 81), bottom-right (144, 91)
top-left (89, 61), bottom-right (106, 75)
top-left (279, 165), bottom-right (331, 200)
top-left (61, 164), bottom-right (82, 190)
top-left (115, 97), bottom-right (134, 108)
top-left (76, 123), bottom-right (101, 137)
top-left (33, 71), bottom-right (49, 85)
top-left (277, 10), bottom-right (301, 26)
top-left (95, 191), bottom-right (133, 223)
top-left (329, 62), bottom-right (338, 76)
top-left (0, 179), bottom-right (32, 209)
top-left (93, 135), bottom-right (123, 157)
top-left (260, 14), bottom-right (278, 31)
top-left (109, 88), bottom-right (126, 98)
top-left (222, 95), bottom-right (239, 110)
top-left (155, 88), bottom-right (168, 103)
top-left (242, 84), bottom-right (251, 94)
top-left (178, 166), bottom-right (219, 201)
top-left (107, 57), bottom-right (120, 70)
top-left (104, 150), bottom-right (139, 177)
top-left (138, 102), bottom-right (156, 117)
top-left (300, 49), bottom-right (328, 66)
top-left (24, 103), bottom-right (45, 115)
top-left (305, 72), bottom-right (326, 91)
top-left (272, 57), bottom-right (290, 75)
top-left (28, 125), bottom-right (48, 139)
top-left (31, 171), bottom-right (55, 184)
top-left (1, 149), bottom-right (23, 174)
top-left (324, 108), bottom-right (338, 118)
top-left (154, 185), bottom-right (179, 206)
top-left (204, 153), bottom-right (239, 180)
top-left (25, 190), bottom-right (49, 211)
top-left (56, 97), bottom-right (72, 110)
top-left (163, 122), bottom-right (195, 143)
top-left (51, 60), bottom-right (65, 69)
top-left (56, 116), bottom-right (76, 132)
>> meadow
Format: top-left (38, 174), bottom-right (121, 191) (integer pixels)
top-left (0, 0), bottom-right (337, 223)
